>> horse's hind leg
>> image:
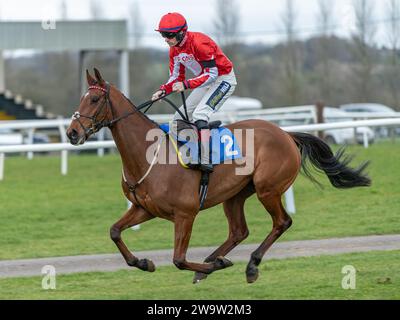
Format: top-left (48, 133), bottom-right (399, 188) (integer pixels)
top-left (193, 184), bottom-right (254, 283)
top-left (110, 205), bottom-right (156, 272)
top-left (246, 193), bottom-right (292, 283)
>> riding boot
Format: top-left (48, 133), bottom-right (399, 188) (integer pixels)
top-left (195, 120), bottom-right (214, 173)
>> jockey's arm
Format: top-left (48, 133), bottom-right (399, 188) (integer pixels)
top-left (162, 59), bottom-right (218, 94)
top-left (183, 60), bottom-right (218, 89)
top-left (159, 51), bottom-right (186, 94)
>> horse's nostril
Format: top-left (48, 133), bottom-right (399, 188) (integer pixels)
top-left (71, 129), bottom-right (78, 138)
top-left (67, 129), bottom-right (78, 140)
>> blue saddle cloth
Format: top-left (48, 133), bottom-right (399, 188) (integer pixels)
top-left (159, 123), bottom-right (242, 164)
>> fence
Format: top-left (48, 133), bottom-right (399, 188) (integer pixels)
top-left (1, 117), bottom-right (400, 214)
top-left (1, 117), bottom-right (400, 178)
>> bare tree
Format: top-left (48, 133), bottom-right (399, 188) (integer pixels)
top-left (385, 0), bottom-right (400, 109)
top-left (316, 0), bottom-right (334, 103)
top-left (318, 0), bottom-right (333, 36)
top-left (213, 0), bottom-right (241, 60)
top-left (351, 0), bottom-right (376, 101)
top-left (129, 0), bottom-right (144, 49)
top-left (90, 0), bottom-right (104, 20)
top-left (281, 0), bottom-right (302, 105)
top-left (60, 0), bottom-right (68, 20)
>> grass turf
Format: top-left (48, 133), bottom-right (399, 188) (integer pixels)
top-left (0, 250), bottom-right (398, 299)
top-left (0, 142), bottom-right (399, 260)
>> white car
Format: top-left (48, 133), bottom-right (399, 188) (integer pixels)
top-left (0, 128), bottom-right (23, 145)
top-left (220, 96), bottom-right (263, 112)
top-left (323, 107), bottom-right (375, 145)
top-left (339, 103), bottom-right (398, 138)
top-left (339, 103), bottom-right (396, 114)
top-left (0, 128), bottom-right (50, 146)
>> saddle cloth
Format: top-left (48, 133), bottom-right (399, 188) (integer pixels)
top-left (159, 122), bottom-right (242, 165)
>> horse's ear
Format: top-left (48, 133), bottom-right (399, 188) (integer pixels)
top-left (93, 68), bottom-right (105, 85)
top-left (86, 69), bottom-right (97, 86)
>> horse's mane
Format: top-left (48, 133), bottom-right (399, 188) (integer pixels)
top-left (121, 93), bottom-right (161, 128)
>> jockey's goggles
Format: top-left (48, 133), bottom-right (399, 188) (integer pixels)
top-left (160, 31), bottom-right (177, 39)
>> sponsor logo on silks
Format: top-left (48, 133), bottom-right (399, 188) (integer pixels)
top-left (177, 53), bottom-right (195, 63)
top-left (206, 81), bottom-right (232, 110)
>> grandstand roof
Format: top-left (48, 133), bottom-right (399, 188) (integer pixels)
top-left (0, 20), bottom-right (127, 51)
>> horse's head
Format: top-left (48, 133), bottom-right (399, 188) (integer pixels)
top-left (67, 68), bottom-right (113, 145)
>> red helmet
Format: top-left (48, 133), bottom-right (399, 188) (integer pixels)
top-left (155, 12), bottom-right (188, 33)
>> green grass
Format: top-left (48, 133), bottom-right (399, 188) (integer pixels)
top-left (0, 250), bottom-right (398, 299)
top-left (0, 142), bottom-right (399, 260)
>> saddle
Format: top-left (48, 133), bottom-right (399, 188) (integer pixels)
top-left (161, 119), bottom-right (241, 210)
top-left (172, 119), bottom-right (221, 167)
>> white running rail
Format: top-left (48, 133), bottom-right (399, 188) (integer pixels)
top-left (1, 118), bottom-right (400, 215)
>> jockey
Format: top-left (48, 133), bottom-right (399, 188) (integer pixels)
top-left (152, 12), bottom-right (237, 173)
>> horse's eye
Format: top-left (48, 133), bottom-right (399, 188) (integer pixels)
top-left (91, 96), bottom-right (100, 103)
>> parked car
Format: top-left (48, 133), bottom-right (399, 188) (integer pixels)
top-left (23, 132), bottom-right (51, 144)
top-left (274, 106), bottom-right (375, 145)
top-left (324, 107), bottom-right (375, 145)
top-left (0, 128), bottom-right (23, 145)
top-left (339, 103), bottom-right (398, 138)
top-left (220, 96), bottom-right (263, 112)
top-left (339, 103), bottom-right (396, 114)
top-left (0, 128), bottom-right (50, 146)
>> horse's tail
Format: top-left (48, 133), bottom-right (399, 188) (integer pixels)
top-left (289, 132), bottom-right (371, 189)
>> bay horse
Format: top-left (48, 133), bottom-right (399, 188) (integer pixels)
top-left (66, 69), bottom-right (371, 283)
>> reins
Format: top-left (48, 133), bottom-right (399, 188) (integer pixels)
top-left (72, 82), bottom-right (190, 137)
top-left (139, 93), bottom-right (188, 121)
top-left (106, 83), bottom-right (190, 127)
top-left (106, 91), bottom-right (180, 127)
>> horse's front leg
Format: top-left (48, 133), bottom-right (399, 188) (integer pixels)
top-left (110, 204), bottom-right (156, 272)
top-left (172, 214), bottom-right (233, 276)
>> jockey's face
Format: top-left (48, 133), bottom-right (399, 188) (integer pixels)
top-left (164, 35), bottom-right (179, 47)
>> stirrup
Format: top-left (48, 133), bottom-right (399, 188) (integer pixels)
top-left (199, 163), bottom-right (213, 173)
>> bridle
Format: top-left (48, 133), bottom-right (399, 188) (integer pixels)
top-left (71, 82), bottom-right (189, 139)
top-left (71, 84), bottom-right (112, 138)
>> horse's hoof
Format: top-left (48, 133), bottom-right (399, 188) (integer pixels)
top-left (127, 257), bottom-right (139, 267)
top-left (193, 272), bottom-right (208, 284)
top-left (246, 264), bottom-right (259, 284)
top-left (214, 256), bottom-right (234, 270)
top-left (246, 272), bottom-right (259, 284)
top-left (137, 258), bottom-right (156, 272)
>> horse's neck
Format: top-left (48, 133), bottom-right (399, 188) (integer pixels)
top-left (110, 97), bottom-right (157, 181)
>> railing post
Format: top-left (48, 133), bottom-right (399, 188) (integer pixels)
top-left (58, 124), bottom-right (68, 176)
top-left (353, 127), bottom-right (358, 144)
top-left (363, 130), bottom-right (369, 148)
top-left (61, 150), bottom-right (68, 176)
top-left (315, 101), bottom-right (325, 140)
top-left (128, 200), bottom-right (140, 230)
top-left (97, 128), bottom-right (105, 157)
top-left (27, 128), bottom-right (35, 159)
top-left (284, 186), bottom-right (296, 215)
top-left (0, 153), bottom-right (4, 181)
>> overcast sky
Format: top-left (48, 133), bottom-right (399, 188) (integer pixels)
top-left (0, 0), bottom-right (393, 48)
